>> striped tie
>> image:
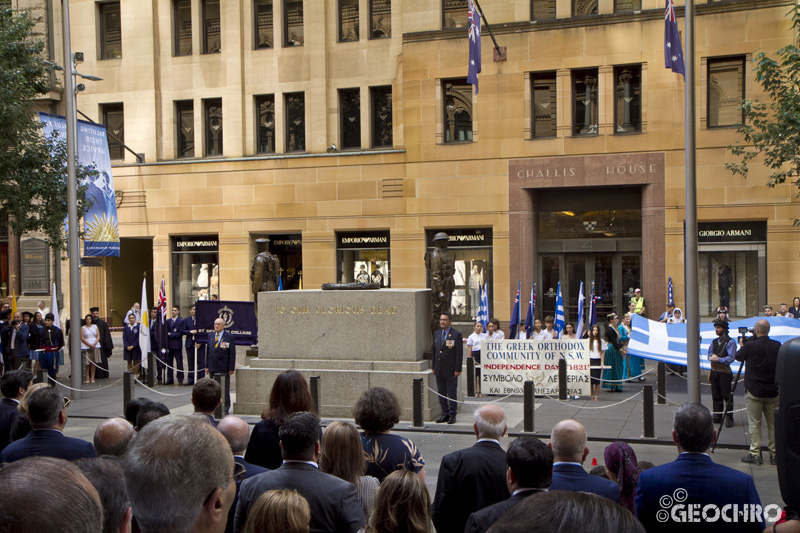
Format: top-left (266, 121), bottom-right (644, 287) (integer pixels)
top-left (215, 334), bottom-right (220, 348)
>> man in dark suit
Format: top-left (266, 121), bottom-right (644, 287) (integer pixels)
top-left (548, 419), bottom-right (619, 502)
top-left (433, 312), bottom-right (463, 424)
top-left (433, 404), bottom-right (510, 533)
top-left (207, 318), bottom-right (235, 413)
top-left (1, 386), bottom-right (95, 463)
top-left (0, 369), bottom-right (33, 451)
top-left (5, 312), bottom-right (30, 371)
top-left (234, 411), bottom-right (364, 533)
top-left (148, 306), bottom-right (164, 384)
top-left (166, 305), bottom-right (185, 385)
top-left (635, 402), bottom-right (764, 532)
top-left (217, 415), bottom-right (268, 533)
top-left (182, 304), bottom-right (205, 385)
top-left (465, 436), bottom-right (553, 533)
top-left (90, 307), bottom-right (113, 379)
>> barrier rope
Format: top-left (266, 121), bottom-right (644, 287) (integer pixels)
top-left (133, 378), bottom-right (193, 397)
top-left (656, 392), bottom-right (747, 414)
top-left (425, 385), bottom-right (515, 405)
top-left (152, 354), bottom-right (207, 374)
top-left (48, 375), bottom-right (124, 392)
top-left (667, 367), bottom-right (712, 386)
top-left (542, 390), bottom-right (644, 410)
top-left (598, 367), bottom-right (655, 383)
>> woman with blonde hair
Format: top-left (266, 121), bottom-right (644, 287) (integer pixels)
top-left (366, 470), bottom-right (431, 533)
top-left (243, 489), bottom-right (311, 533)
top-left (320, 420), bottom-right (380, 519)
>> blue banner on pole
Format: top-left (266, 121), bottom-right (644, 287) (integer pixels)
top-left (39, 113), bottom-right (120, 257)
top-left (195, 300), bottom-right (257, 346)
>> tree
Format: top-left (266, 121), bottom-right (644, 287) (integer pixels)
top-left (0, 6), bottom-right (92, 250)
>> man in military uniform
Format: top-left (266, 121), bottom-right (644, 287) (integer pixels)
top-left (250, 238), bottom-right (280, 314)
top-left (427, 233), bottom-right (455, 326)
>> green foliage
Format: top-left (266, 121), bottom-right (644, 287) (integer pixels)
top-left (0, 7), bottom-right (92, 250)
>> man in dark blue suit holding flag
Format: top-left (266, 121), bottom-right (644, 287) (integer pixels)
top-left (207, 318), bottom-right (235, 414)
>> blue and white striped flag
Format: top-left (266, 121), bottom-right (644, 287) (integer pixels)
top-left (477, 282), bottom-right (489, 331)
top-left (576, 281), bottom-right (585, 339)
top-left (588, 281), bottom-right (597, 327)
top-left (667, 276), bottom-right (674, 307)
top-left (628, 315), bottom-right (800, 372)
top-left (554, 282), bottom-right (565, 339)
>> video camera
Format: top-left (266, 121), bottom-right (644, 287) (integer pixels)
top-left (738, 326), bottom-right (755, 344)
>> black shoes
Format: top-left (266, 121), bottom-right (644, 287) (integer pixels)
top-left (725, 416), bottom-right (734, 428)
top-left (741, 453), bottom-right (762, 465)
top-left (447, 416), bottom-right (457, 424)
top-left (435, 414), bottom-right (449, 423)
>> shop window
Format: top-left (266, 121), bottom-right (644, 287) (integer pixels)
top-left (254, 0), bottom-right (273, 49)
top-left (284, 0), bottom-right (304, 46)
top-left (174, 0), bottom-right (192, 56)
top-left (573, 0), bottom-right (597, 15)
top-left (176, 100), bottom-right (195, 158)
top-left (531, 0), bottom-right (555, 21)
top-left (99, 2), bottom-right (122, 59)
top-left (339, 0), bottom-right (359, 42)
top-left (204, 98), bottom-right (223, 157)
top-left (443, 80), bottom-right (473, 143)
top-left (339, 88), bottom-right (361, 150)
top-left (252, 234), bottom-right (303, 290)
top-left (369, 0), bottom-right (391, 39)
top-left (371, 86), bottom-right (393, 148)
top-left (614, 65), bottom-right (641, 133)
top-left (425, 229), bottom-right (493, 323)
top-left (285, 92), bottom-right (305, 152)
top-left (443, 0), bottom-right (467, 29)
top-left (572, 68), bottom-right (598, 135)
top-left (615, 0), bottom-right (641, 12)
top-left (101, 103), bottom-right (125, 161)
top-left (202, 0), bottom-right (221, 53)
top-left (336, 231), bottom-right (391, 287)
top-left (171, 235), bottom-right (219, 310)
top-left (531, 72), bottom-right (556, 138)
top-left (708, 56), bottom-right (745, 128)
top-left (255, 94), bottom-right (276, 154)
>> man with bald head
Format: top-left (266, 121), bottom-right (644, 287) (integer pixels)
top-left (94, 417), bottom-right (135, 457)
top-left (217, 416), bottom-right (267, 533)
top-left (736, 319), bottom-right (781, 465)
top-left (548, 419), bottom-right (619, 502)
top-left (432, 404), bottom-right (510, 533)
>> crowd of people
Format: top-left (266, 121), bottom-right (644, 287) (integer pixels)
top-left (0, 364), bottom-right (795, 532)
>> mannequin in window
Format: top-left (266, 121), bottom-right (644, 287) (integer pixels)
top-left (468, 265), bottom-right (482, 319)
top-left (717, 264), bottom-right (732, 310)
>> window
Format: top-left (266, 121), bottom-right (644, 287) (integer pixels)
top-left (255, 95), bottom-right (276, 153)
top-left (369, 0), bottom-right (391, 39)
top-left (371, 86), bottom-right (393, 148)
top-left (99, 3), bottom-right (122, 59)
top-left (572, 68), bottom-right (598, 135)
top-left (531, 72), bottom-right (556, 138)
top-left (573, 0), bottom-right (597, 15)
top-left (285, 92), bottom-right (305, 152)
top-left (531, 0), bottom-right (555, 21)
top-left (443, 0), bottom-right (467, 29)
top-left (202, 0), bottom-right (221, 53)
top-left (254, 0), bottom-right (273, 48)
top-left (336, 231), bottom-right (391, 287)
top-left (101, 103), bottom-right (125, 160)
top-left (171, 236), bottom-right (219, 304)
top-left (443, 80), bottom-right (473, 143)
top-left (204, 98), bottom-right (222, 156)
top-left (614, 65), bottom-right (641, 133)
top-left (339, 0), bottom-right (359, 42)
top-left (708, 57), bottom-right (745, 128)
top-left (339, 88), bottom-right (361, 150)
top-left (176, 100), bottom-right (195, 158)
top-left (614, 0), bottom-right (641, 11)
top-left (284, 0), bottom-right (304, 46)
top-left (174, 0), bottom-right (192, 56)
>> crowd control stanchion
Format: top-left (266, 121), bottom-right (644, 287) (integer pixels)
top-left (147, 352), bottom-right (156, 387)
top-left (642, 385), bottom-right (655, 439)
top-left (212, 374), bottom-right (223, 419)
top-left (412, 378), bottom-right (425, 428)
top-left (123, 372), bottom-right (133, 413)
top-left (558, 359), bottom-right (567, 401)
top-left (657, 362), bottom-right (666, 405)
top-left (524, 381), bottom-right (535, 432)
top-left (466, 357), bottom-right (475, 397)
top-left (310, 376), bottom-right (320, 415)
top-left (36, 369), bottom-right (46, 386)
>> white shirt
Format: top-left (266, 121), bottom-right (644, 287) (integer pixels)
top-left (467, 332), bottom-right (484, 352)
top-left (530, 330), bottom-right (552, 340)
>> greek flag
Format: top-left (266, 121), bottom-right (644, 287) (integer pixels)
top-left (667, 276), bottom-right (674, 307)
top-left (588, 281), bottom-right (597, 327)
top-left (477, 282), bottom-right (489, 331)
top-left (628, 315), bottom-right (800, 372)
top-left (554, 282), bottom-right (565, 339)
top-left (576, 281), bottom-right (585, 339)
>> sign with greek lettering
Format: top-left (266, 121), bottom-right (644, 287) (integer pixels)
top-left (481, 339), bottom-right (590, 396)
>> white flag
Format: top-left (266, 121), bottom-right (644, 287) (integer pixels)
top-left (50, 283), bottom-right (60, 329)
top-left (139, 278), bottom-right (150, 368)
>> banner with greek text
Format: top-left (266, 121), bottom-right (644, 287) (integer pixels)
top-left (481, 339), bottom-right (591, 396)
top-left (195, 300), bottom-right (257, 346)
top-left (39, 113), bottom-right (120, 256)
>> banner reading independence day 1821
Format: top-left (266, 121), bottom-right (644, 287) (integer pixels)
top-left (39, 113), bottom-right (120, 257)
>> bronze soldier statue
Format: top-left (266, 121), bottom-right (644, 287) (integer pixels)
top-left (426, 232), bottom-right (455, 331)
top-left (251, 238), bottom-right (280, 314)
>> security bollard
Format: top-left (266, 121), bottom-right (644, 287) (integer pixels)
top-left (36, 369), bottom-right (45, 385)
top-left (524, 381), bottom-right (535, 432)
top-left (558, 359), bottom-right (567, 401)
top-left (412, 378), bottom-right (424, 428)
top-left (123, 372), bottom-right (133, 414)
top-left (643, 385), bottom-right (655, 438)
top-left (466, 357), bottom-right (475, 397)
top-left (147, 352), bottom-right (156, 387)
top-left (657, 361), bottom-right (666, 405)
top-left (310, 376), bottom-right (320, 414)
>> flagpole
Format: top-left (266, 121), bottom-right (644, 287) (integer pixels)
top-left (472, 0), bottom-right (503, 56)
top-left (683, 0), bottom-right (701, 404)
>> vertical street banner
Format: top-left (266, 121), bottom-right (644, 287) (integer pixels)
top-left (39, 113), bottom-right (120, 257)
top-left (481, 339), bottom-right (590, 396)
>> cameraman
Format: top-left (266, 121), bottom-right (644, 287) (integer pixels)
top-left (735, 319), bottom-right (780, 465)
top-left (708, 318), bottom-right (737, 428)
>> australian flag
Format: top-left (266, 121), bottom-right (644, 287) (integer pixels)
top-left (509, 281), bottom-right (521, 339)
top-left (664, 0), bottom-right (685, 78)
top-left (157, 279), bottom-right (168, 358)
top-left (467, 0), bottom-right (481, 94)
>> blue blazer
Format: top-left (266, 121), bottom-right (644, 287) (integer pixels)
top-left (549, 463), bottom-right (620, 502)
top-left (12, 324), bottom-right (30, 358)
top-left (0, 398), bottom-right (22, 451)
top-left (1, 428), bottom-right (95, 463)
top-left (635, 453), bottom-right (763, 532)
top-left (182, 316), bottom-right (200, 349)
top-left (166, 317), bottom-right (185, 350)
top-left (207, 330), bottom-right (236, 374)
top-left (123, 324), bottom-right (141, 360)
top-left (432, 327), bottom-right (463, 377)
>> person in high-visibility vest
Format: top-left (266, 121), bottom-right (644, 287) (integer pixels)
top-left (630, 288), bottom-right (646, 316)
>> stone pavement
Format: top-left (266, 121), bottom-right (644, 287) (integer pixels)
top-left (52, 334), bottom-right (785, 522)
